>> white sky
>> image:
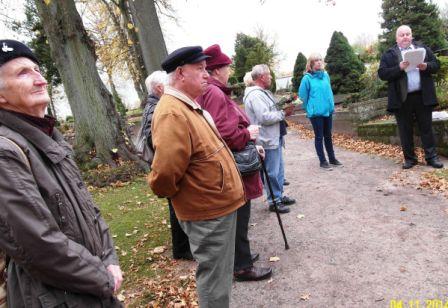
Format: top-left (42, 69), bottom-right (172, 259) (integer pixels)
top-left (2, 0), bottom-right (447, 74)
top-left (160, 0), bottom-right (448, 73)
top-left (1, 0), bottom-right (447, 115)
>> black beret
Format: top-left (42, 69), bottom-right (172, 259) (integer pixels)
top-left (161, 46), bottom-right (210, 73)
top-left (0, 39), bottom-right (39, 67)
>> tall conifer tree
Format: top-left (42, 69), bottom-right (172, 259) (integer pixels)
top-left (291, 52), bottom-right (307, 92)
top-left (379, 0), bottom-right (447, 54)
top-left (325, 31), bottom-right (365, 94)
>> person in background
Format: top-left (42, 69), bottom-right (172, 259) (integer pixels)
top-left (0, 39), bottom-right (122, 307)
top-left (139, 70), bottom-right (193, 260)
top-left (299, 53), bottom-right (342, 170)
top-left (378, 25), bottom-right (443, 169)
top-left (148, 46), bottom-right (246, 307)
top-left (244, 64), bottom-right (296, 214)
top-left (197, 44), bottom-right (272, 282)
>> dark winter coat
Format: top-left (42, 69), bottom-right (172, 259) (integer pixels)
top-left (140, 94), bottom-right (160, 149)
top-left (378, 42), bottom-right (439, 112)
top-left (0, 109), bottom-right (121, 307)
top-left (197, 77), bottom-right (263, 200)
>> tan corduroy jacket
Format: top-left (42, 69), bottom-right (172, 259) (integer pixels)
top-left (148, 86), bottom-right (246, 221)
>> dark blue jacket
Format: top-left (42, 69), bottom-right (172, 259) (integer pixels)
top-left (378, 42), bottom-right (439, 112)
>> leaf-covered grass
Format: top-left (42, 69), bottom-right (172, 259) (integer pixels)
top-left (92, 177), bottom-right (170, 289)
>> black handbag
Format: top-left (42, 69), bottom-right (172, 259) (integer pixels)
top-left (232, 141), bottom-right (262, 176)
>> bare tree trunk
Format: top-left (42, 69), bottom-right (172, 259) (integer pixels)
top-left (47, 83), bottom-right (57, 119)
top-left (118, 0), bottom-right (148, 95)
top-left (35, 0), bottom-right (146, 168)
top-left (128, 0), bottom-right (168, 74)
top-left (100, 0), bottom-right (147, 102)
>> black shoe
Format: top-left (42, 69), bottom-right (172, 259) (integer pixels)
top-left (251, 253), bottom-right (259, 262)
top-left (283, 180), bottom-right (290, 186)
top-left (234, 266), bottom-right (273, 282)
top-left (329, 159), bottom-right (343, 166)
top-left (427, 158), bottom-right (444, 169)
top-left (320, 161), bottom-right (332, 169)
top-left (173, 251), bottom-right (194, 261)
top-left (402, 160), bottom-right (418, 169)
top-left (269, 203), bottom-right (290, 214)
top-left (281, 196), bottom-right (296, 206)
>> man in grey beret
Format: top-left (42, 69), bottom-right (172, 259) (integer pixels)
top-left (0, 39), bottom-right (123, 307)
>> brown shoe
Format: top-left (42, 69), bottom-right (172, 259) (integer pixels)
top-left (234, 266), bottom-right (272, 282)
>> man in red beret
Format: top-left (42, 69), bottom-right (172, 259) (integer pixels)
top-left (197, 44), bottom-right (273, 282)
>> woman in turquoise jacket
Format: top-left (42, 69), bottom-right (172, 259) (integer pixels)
top-left (299, 53), bottom-right (342, 169)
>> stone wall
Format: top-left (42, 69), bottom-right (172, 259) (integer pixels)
top-left (357, 119), bottom-right (448, 157)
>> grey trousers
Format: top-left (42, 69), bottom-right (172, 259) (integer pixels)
top-left (179, 211), bottom-right (237, 308)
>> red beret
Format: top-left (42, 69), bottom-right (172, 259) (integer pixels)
top-left (204, 44), bottom-right (232, 71)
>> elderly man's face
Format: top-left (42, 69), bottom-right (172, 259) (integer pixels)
top-left (260, 71), bottom-right (272, 89)
top-left (0, 57), bottom-right (49, 118)
top-left (178, 60), bottom-right (209, 99)
top-left (396, 26), bottom-right (413, 49)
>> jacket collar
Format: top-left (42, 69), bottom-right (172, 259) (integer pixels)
top-left (208, 77), bottom-right (232, 96)
top-left (164, 86), bottom-right (221, 137)
top-left (0, 109), bottom-right (70, 163)
top-left (164, 86), bottom-right (201, 110)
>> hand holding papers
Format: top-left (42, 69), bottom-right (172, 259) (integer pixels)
top-left (402, 48), bottom-right (426, 72)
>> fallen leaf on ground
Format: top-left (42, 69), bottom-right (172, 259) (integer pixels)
top-left (269, 256), bottom-right (280, 262)
top-left (153, 246), bottom-right (166, 254)
top-left (125, 232), bottom-right (132, 237)
top-left (117, 292), bottom-right (125, 301)
top-left (297, 214), bottom-right (305, 219)
top-left (250, 223), bottom-right (257, 227)
top-left (300, 293), bottom-right (310, 301)
top-left (162, 219), bottom-right (167, 225)
top-left (400, 206), bottom-right (407, 211)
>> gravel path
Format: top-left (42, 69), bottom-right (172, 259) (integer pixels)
top-left (230, 130), bottom-right (448, 308)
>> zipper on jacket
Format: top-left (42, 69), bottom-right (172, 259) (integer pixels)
top-left (55, 193), bottom-right (66, 225)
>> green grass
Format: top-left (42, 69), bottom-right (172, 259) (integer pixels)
top-left (92, 177), bottom-right (170, 287)
top-left (434, 168), bottom-right (448, 180)
top-left (126, 108), bottom-right (143, 117)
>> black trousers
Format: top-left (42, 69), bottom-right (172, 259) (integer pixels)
top-left (168, 199), bottom-right (191, 258)
top-left (234, 200), bottom-right (253, 272)
top-left (395, 91), bottom-right (437, 162)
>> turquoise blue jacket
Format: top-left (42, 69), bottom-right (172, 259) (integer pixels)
top-left (298, 70), bottom-right (334, 118)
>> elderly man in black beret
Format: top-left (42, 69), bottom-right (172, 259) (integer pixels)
top-left (148, 46), bottom-right (246, 307)
top-left (0, 39), bottom-right (123, 307)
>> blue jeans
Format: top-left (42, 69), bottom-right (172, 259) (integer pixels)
top-left (263, 137), bottom-right (284, 205)
top-left (310, 116), bottom-right (336, 163)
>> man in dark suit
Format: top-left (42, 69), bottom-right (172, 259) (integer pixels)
top-left (378, 25), bottom-right (444, 169)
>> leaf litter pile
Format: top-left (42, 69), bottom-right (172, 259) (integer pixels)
top-left (289, 122), bottom-right (448, 198)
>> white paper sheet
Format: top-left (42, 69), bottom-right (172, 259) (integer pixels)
top-left (402, 48), bottom-right (426, 72)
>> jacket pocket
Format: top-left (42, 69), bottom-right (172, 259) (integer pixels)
top-left (189, 160), bottom-right (224, 193)
top-left (38, 291), bottom-right (70, 308)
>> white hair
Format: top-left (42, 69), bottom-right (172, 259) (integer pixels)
top-left (243, 72), bottom-right (254, 87)
top-left (167, 71), bottom-right (176, 86)
top-left (251, 64), bottom-right (270, 81)
top-left (145, 70), bottom-right (167, 95)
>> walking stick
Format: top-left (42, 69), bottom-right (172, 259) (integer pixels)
top-left (260, 158), bottom-right (290, 250)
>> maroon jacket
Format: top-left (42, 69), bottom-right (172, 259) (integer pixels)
top-left (197, 78), bottom-right (263, 200)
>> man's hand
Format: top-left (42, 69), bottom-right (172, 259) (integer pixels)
top-left (399, 61), bottom-right (410, 71)
top-left (107, 264), bottom-right (123, 293)
top-left (283, 104), bottom-right (295, 117)
top-left (256, 145), bottom-right (265, 160)
top-left (417, 62), bottom-right (427, 71)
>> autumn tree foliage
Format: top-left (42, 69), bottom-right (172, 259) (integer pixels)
top-left (232, 32), bottom-right (278, 92)
top-left (325, 31), bottom-right (365, 94)
top-left (35, 0), bottom-right (145, 167)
